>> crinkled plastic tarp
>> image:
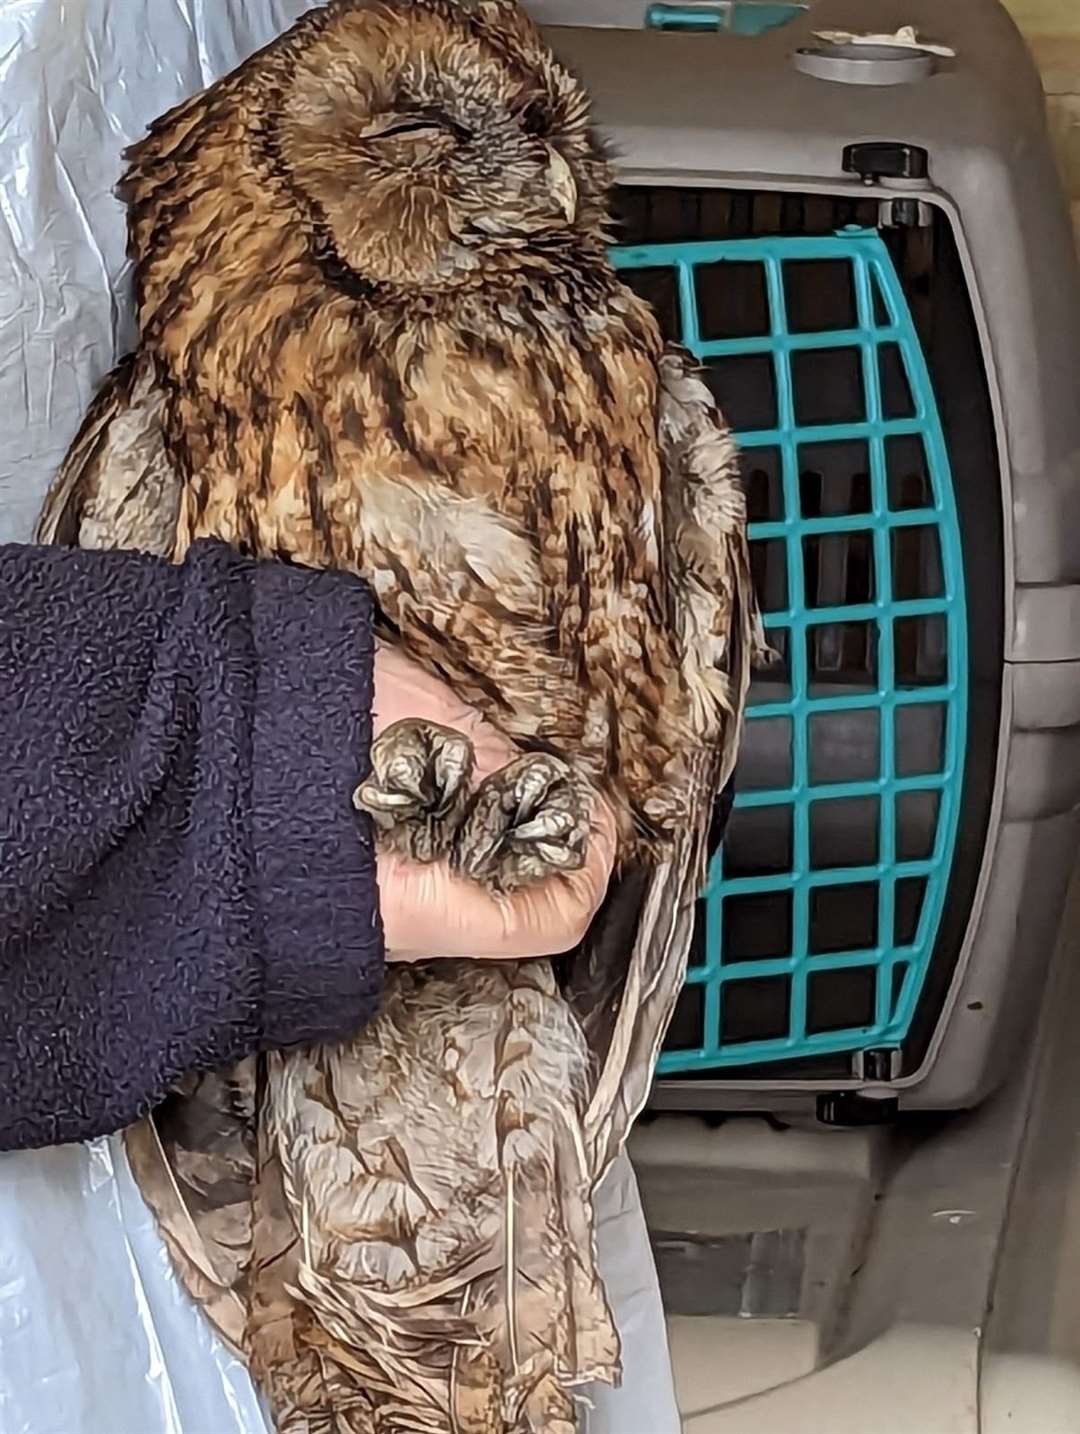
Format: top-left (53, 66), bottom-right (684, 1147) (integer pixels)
top-left (0, 1138), bottom-right (274, 1434)
top-left (0, 3), bottom-right (679, 1431)
top-left (0, 0), bottom-right (314, 545)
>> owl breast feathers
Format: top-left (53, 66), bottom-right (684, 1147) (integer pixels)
top-left (38, 1), bottom-right (761, 1429)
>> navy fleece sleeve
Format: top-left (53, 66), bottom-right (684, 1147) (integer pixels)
top-left (0, 540), bottom-right (383, 1150)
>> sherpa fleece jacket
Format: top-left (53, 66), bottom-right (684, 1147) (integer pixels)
top-left (0, 539), bottom-right (383, 1150)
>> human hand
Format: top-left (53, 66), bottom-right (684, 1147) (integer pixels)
top-left (371, 643), bottom-right (617, 963)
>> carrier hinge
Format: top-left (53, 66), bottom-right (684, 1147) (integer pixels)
top-left (843, 143), bottom-right (932, 227)
top-left (817, 1047), bottom-right (904, 1126)
top-left (879, 196), bottom-right (933, 229)
top-left (852, 1047), bottom-right (904, 1083)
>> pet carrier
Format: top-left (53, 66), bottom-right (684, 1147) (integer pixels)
top-left (530, 0), bottom-right (1080, 1116)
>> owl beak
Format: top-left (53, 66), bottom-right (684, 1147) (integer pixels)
top-left (546, 147), bottom-right (578, 225)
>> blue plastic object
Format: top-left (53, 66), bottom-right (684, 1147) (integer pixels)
top-left (645, 3), bottom-right (807, 36)
top-left (610, 229), bottom-right (968, 1072)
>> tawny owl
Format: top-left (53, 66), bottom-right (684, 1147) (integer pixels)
top-left (36, 1), bottom-right (761, 1429)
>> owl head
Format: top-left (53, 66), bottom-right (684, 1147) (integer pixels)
top-left (125, 0), bottom-right (615, 297)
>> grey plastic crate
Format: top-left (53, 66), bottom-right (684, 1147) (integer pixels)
top-left (529, 0), bottom-right (1080, 1114)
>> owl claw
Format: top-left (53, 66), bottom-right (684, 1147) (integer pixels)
top-left (452, 753), bottom-right (591, 892)
top-left (354, 719), bottom-right (475, 863)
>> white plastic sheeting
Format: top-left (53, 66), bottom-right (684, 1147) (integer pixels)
top-left (0, 0), bottom-right (313, 546)
top-left (0, 2), bottom-right (679, 1430)
top-left (0, 1137), bottom-right (273, 1434)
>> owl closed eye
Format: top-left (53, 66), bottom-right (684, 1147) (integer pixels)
top-left (265, 0), bottom-right (610, 289)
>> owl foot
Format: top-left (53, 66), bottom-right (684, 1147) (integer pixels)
top-left (354, 719), bottom-right (475, 863)
top-left (452, 753), bottom-right (591, 892)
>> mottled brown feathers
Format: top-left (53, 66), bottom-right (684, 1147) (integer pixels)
top-left (35, 353), bottom-right (179, 555)
top-left (40, 1), bottom-right (757, 1428)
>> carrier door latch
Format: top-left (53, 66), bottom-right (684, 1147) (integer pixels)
top-left (843, 142), bottom-right (933, 228)
top-left (817, 1047), bottom-right (905, 1127)
top-left (843, 142), bottom-right (929, 183)
top-left (818, 1092), bottom-right (900, 1127)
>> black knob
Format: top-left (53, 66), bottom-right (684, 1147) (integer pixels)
top-left (817, 1092), bottom-right (900, 1127)
top-left (843, 142), bottom-right (930, 184)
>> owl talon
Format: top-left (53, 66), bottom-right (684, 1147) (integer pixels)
top-left (452, 753), bottom-right (591, 892)
top-left (354, 718), bottom-right (476, 863)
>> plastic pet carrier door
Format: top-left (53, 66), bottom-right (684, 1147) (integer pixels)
top-left (534, 0), bottom-right (1080, 1114)
top-left (610, 227), bottom-right (966, 1080)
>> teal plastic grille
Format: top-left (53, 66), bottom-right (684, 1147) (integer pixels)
top-left (610, 229), bottom-right (968, 1073)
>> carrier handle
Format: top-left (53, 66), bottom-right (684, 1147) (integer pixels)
top-left (645, 3), bottom-right (805, 34)
top-left (646, 3), bottom-right (729, 29)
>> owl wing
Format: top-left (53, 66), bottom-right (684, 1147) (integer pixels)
top-left (35, 352), bottom-right (179, 555)
top-left (575, 345), bottom-right (760, 1176)
top-left (124, 1066), bottom-right (258, 1356)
